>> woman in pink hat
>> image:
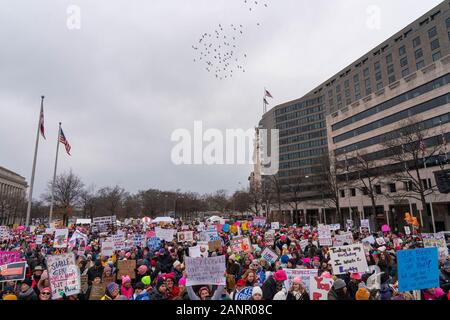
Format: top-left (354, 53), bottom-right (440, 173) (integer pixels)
top-left (286, 277), bottom-right (310, 301)
top-left (261, 269), bottom-right (287, 300)
top-left (121, 275), bottom-right (133, 299)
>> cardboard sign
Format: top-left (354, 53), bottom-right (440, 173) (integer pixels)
top-left (260, 247), bottom-right (279, 265)
top-left (422, 233), bottom-right (448, 261)
top-left (117, 260), bottom-right (136, 279)
top-left (155, 227), bottom-right (176, 242)
top-left (101, 241), bottom-right (115, 257)
top-left (0, 226), bottom-right (10, 240)
top-left (310, 276), bottom-right (334, 300)
top-left (53, 229), bottom-right (69, 248)
top-left (333, 233), bottom-right (354, 247)
top-left (112, 234), bottom-right (125, 251)
top-left (184, 255), bottom-right (226, 286)
top-left (329, 244), bottom-right (368, 275)
top-left (397, 247), bottom-right (439, 292)
top-left (0, 251), bottom-right (21, 265)
top-left (208, 240), bottom-right (222, 252)
top-left (271, 222), bottom-right (280, 230)
top-left (360, 219), bottom-right (370, 232)
top-left (177, 231), bottom-right (194, 242)
top-left (0, 261), bottom-right (27, 282)
top-left (230, 236), bottom-right (252, 253)
top-left (284, 269), bottom-right (318, 293)
top-left (235, 287), bottom-right (253, 300)
top-left (80, 274), bottom-right (89, 294)
top-left (89, 283), bottom-right (106, 300)
top-left (47, 253), bottom-right (81, 299)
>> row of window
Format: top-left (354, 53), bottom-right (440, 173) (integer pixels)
top-left (275, 105), bottom-right (323, 124)
top-left (332, 73), bottom-right (450, 131)
top-left (274, 96), bottom-right (323, 116)
top-left (335, 112), bottom-right (450, 156)
top-left (279, 129), bottom-right (327, 146)
top-left (280, 138), bottom-right (328, 153)
top-left (333, 93), bottom-right (450, 143)
top-left (280, 147), bottom-right (327, 162)
top-left (276, 113), bottom-right (324, 130)
top-left (280, 121), bottom-right (326, 138)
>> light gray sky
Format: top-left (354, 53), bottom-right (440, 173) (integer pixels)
top-left (0, 0), bottom-right (443, 199)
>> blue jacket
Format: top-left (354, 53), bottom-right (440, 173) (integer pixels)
top-left (132, 290), bottom-right (150, 300)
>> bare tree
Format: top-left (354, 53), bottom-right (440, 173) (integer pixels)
top-left (80, 185), bottom-right (97, 219)
top-left (96, 185), bottom-right (127, 217)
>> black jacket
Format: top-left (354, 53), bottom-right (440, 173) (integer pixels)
top-left (286, 291), bottom-right (310, 300)
top-left (261, 276), bottom-right (278, 300)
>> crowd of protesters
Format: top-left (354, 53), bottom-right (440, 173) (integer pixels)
top-left (1, 215), bottom-right (450, 301)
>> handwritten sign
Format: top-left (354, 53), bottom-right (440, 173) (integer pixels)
top-left (264, 230), bottom-right (275, 245)
top-left (422, 233), bottom-right (448, 261)
top-left (177, 231), bottom-right (194, 242)
top-left (47, 253), bottom-right (81, 299)
top-left (185, 255), bottom-right (226, 286)
top-left (404, 226), bottom-right (411, 235)
top-left (53, 229), bottom-right (68, 248)
top-left (260, 247), bottom-right (279, 265)
top-left (376, 237), bottom-right (386, 246)
top-left (299, 239), bottom-right (309, 251)
top-left (36, 235), bottom-right (44, 245)
top-left (117, 260), bottom-right (136, 279)
top-left (230, 236), bottom-right (252, 253)
top-left (93, 216), bottom-right (116, 233)
top-left (155, 227), bottom-right (176, 242)
top-left (0, 226), bottom-right (10, 239)
top-left (0, 261), bottom-right (27, 282)
top-left (333, 232), bottom-right (353, 246)
top-left (101, 241), bottom-right (115, 257)
top-left (147, 237), bottom-right (161, 250)
top-left (310, 276), bottom-right (334, 300)
top-left (362, 235), bottom-right (375, 245)
top-left (112, 234), bottom-right (125, 251)
top-left (271, 222), bottom-right (280, 230)
top-left (284, 269), bottom-right (318, 293)
top-left (252, 217), bottom-right (266, 227)
top-left (89, 283), bottom-right (106, 300)
top-left (208, 240), bottom-right (222, 252)
top-left (329, 244), bottom-right (368, 275)
top-left (397, 247), bottom-right (439, 292)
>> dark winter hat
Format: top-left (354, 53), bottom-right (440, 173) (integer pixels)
top-left (333, 279), bottom-right (346, 290)
top-left (134, 282), bottom-right (145, 290)
top-left (21, 278), bottom-right (33, 287)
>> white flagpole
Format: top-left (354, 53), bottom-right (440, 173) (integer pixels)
top-left (422, 145), bottom-right (436, 233)
top-left (49, 122), bottom-right (61, 224)
top-left (25, 96), bottom-right (44, 226)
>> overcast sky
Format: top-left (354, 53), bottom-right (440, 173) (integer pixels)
top-left (0, 0), bottom-right (443, 199)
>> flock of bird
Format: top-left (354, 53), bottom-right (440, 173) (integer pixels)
top-left (192, 1), bottom-right (270, 80)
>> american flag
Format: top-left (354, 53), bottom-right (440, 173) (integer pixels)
top-left (263, 97), bottom-right (269, 105)
top-left (59, 127), bottom-right (71, 155)
top-left (39, 104), bottom-right (46, 139)
top-left (265, 89), bottom-right (273, 99)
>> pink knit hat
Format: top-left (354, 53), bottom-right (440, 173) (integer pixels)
top-left (321, 271), bottom-right (332, 279)
top-left (178, 277), bottom-right (186, 286)
top-left (122, 275), bottom-right (131, 284)
top-left (273, 269), bottom-right (287, 281)
top-left (293, 277), bottom-right (302, 285)
top-left (137, 265), bottom-right (148, 274)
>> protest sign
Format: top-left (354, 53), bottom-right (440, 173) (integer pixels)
top-left (177, 231), bottom-right (194, 242)
top-left (0, 251), bottom-right (21, 266)
top-left (329, 244), bottom-right (368, 274)
top-left (230, 236), bottom-right (252, 253)
top-left (189, 242), bottom-right (209, 258)
top-left (319, 237), bottom-right (333, 246)
top-left (68, 230), bottom-right (88, 248)
top-left (45, 228), bottom-right (55, 235)
top-left (362, 235), bottom-right (375, 245)
top-left (147, 237), bottom-right (161, 251)
top-left (184, 255), bottom-right (226, 286)
top-left (53, 229), bottom-right (68, 248)
top-left (284, 269), bottom-right (318, 293)
top-left (181, 225), bottom-right (189, 230)
top-left (264, 230), bottom-right (275, 246)
top-left (92, 216), bottom-right (116, 233)
top-left (404, 226), bottom-right (411, 235)
top-left (208, 240), bottom-right (222, 252)
top-left (89, 283), bottom-right (106, 300)
top-left (397, 247), bottom-right (439, 292)
top-left (252, 217), bottom-right (266, 227)
top-left (0, 226), bottom-right (10, 240)
top-left (47, 253), bottom-right (81, 299)
top-left (117, 260), bottom-right (136, 279)
top-left (196, 222), bottom-right (206, 232)
top-left (112, 234), bottom-right (125, 251)
top-left (271, 222), bottom-right (280, 230)
top-left (101, 240), bottom-right (114, 256)
top-left (36, 235), bottom-right (43, 245)
top-left (235, 287), bottom-right (253, 300)
top-left (0, 261), bottom-right (27, 282)
top-left (318, 224), bottom-right (332, 246)
top-left (346, 219), bottom-right (354, 230)
top-left (360, 219), bottom-right (370, 232)
top-left (260, 247), bottom-right (279, 265)
top-left (376, 237), bottom-right (386, 246)
top-left (133, 234), bottom-right (146, 247)
top-left (155, 227), bottom-right (176, 242)
top-left (299, 239), bottom-right (309, 252)
top-left (422, 233), bottom-right (448, 261)
top-left (333, 232), bottom-right (353, 247)
top-left (310, 276), bottom-right (334, 300)
top-left (80, 274), bottom-right (89, 294)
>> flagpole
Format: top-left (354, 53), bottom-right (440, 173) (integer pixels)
top-left (422, 150), bottom-right (436, 233)
top-left (25, 96), bottom-right (44, 227)
top-left (49, 122), bottom-right (61, 224)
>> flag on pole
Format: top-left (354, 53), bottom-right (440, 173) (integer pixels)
top-left (264, 89), bottom-right (273, 98)
top-left (263, 97), bottom-right (269, 105)
top-left (59, 127), bottom-right (71, 155)
top-left (39, 104), bottom-right (46, 139)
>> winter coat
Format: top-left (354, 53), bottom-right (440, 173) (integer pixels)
top-left (131, 290), bottom-right (150, 300)
top-left (148, 288), bottom-right (168, 300)
top-left (439, 269), bottom-right (450, 292)
top-left (121, 285), bottom-right (133, 299)
top-left (286, 290), bottom-right (310, 300)
top-left (261, 276), bottom-right (278, 300)
top-left (18, 288), bottom-right (38, 301)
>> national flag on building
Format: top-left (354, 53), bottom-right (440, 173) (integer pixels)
top-left (264, 89), bottom-right (273, 99)
top-left (39, 104), bottom-right (46, 140)
top-left (263, 97), bottom-right (269, 105)
top-left (59, 127), bottom-right (71, 156)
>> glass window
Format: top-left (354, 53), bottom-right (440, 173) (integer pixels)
top-left (399, 46), bottom-right (406, 56)
top-left (431, 38), bottom-right (440, 50)
top-left (336, 84), bottom-right (341, 93)
top-left (389, 183), bottom-right (397, 193)
top-left (386, 54), bottom-right (393, 64)
top-left (354, 74), bottom-right (359, 83)
top-left (363, 68), bottom-right (369, 77)
top-left (362, 187), bottom-right (368, 195)
top-left (340, 190), bottom-right (345, 198)
top-left (416, 60), bottom-right (425, 70)
top-left (374, 61), bottom-right (380, 70)
top-left (350, 188), bottom-right (356, 197)
top-left (387, 64), bottom-right (394, 74)
top-left (400, 56), bottom-right (408, 67)
top-left (432, 51), bottom-right (441, 61)
top-left (375, 71), bottom-right (382, 81)
top-left (402, 68), bottom-right (410, 77)
top-left (344, 79), bottom-right (349, 88)
top-left (415, 48), bottom-right (423, 59)
top-left (376, 82), bottom-right (383, 90)
top-left (345, 89), bottom-right (350, 97)
top-left (389, 75), bottom-right (396, 84)
top-left (375, 185), bottom-right (382, 195)
top-left (413, 36), bottom-right (421, 48)
top-left (428, 26), bottom-right (437, 38)
top-left (447, 17), bottom-right (450, 28)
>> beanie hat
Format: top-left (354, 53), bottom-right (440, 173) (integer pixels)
top-left (21, 278), bottom-right (32, 287)
top-left (236, 279), bottom-right (246, 287)
top-left (178, 277), bottom-right (187, 286)
top-left (173, 260), bottom-right (181, 268)
top-left (293, 277), bottom-right (302, 285)
top-left (280, 235), bottom-right (286, 241)
top-left (3, 294), bottom-right (18, 300)
top-left (138, 265), bottom-right (148, 274)
top-left (333, 279), bottom-right (346, 290)
top-left (141, 276), bottom-right (151, 286)
top-left (350, 272), bottom-right (362, 280)
top-left (321, 271), bottom-right (332, 279)
top-left (252, 286), bottom-right (263, 297)
top-left (355, 288), bottom-right (370, 300)
top-left (122, 275), bottom-right (131, 284)
top-left (41, 287), bottom-right (52, 294)
top-left (273, 269), bottom-right (287, 282)
top-left (134, 282), bottom-right (145, 290)
top-left (107, 282), bottom-right (119, 294)
top-left (280, 255), bottom-right (289, 264)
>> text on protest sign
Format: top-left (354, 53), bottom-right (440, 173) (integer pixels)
top-left (112, 234), bottom-right (125, 251)
top-left (147, 237), bottom-right (161, 250)
top-left (252, 217), bottom-right (266, 227)
top-left (284, 269), bottom-right (318, 294)
top-left (329, 244), bottom-right (368, 275)
top-left (155, 227), bottom-right (176, 242)
top-left (46, 253), bottom-right (81, 299)
top-left (117, 260), bottom-right (136, 279)
top-left (0, 251), bottom-right (21, 265)
top-left (53, 229), bottom-right (69, 248)
top-left (260, 247), bottom-right (279, 265)
top-left (230, 236), bottom-right (252, 253)
top-left (0, 261), bottom-right (27, 282)
top-left (421, 233), bottom-right (448, 261)
top-left (271, 222), bottom-right (280, 230)
top-left (184, 255), bottom-right (226, 286)
top-left (101, 240), bottom-right (115, 256)
top-left (333, 233), bottom-right (354, 247)
top-left (177, 231), bottom-right (194, 242)
top-left (397, 247), bottom-right (439, 292)
top-left (92, 216), bottom-right (116, 233)
top-left (310, 276), bottom-right (334, 300)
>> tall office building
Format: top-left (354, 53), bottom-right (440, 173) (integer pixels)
top-left (0, 166), bottom-right (28, 225)
top-left (258, 1), bottom-right (450, 229)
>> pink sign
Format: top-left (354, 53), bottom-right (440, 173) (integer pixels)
top-left (0, 251), bottom-right (21, 265)
top-left (381, 225), bottom-right (391, 233)
top-left (146, 230), bottom-right (156, 239)
top-left (216, 224), bottom-right (223, 232)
